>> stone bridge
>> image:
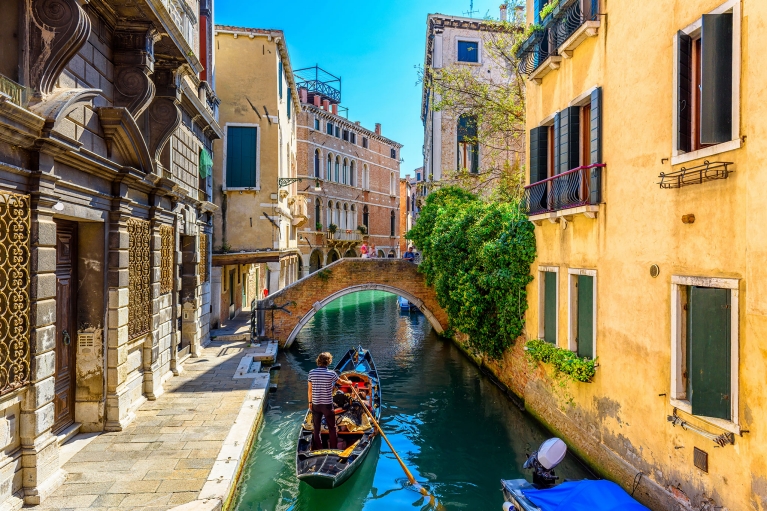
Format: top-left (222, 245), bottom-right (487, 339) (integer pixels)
top-left (258, 259), bottom-right (448, 347)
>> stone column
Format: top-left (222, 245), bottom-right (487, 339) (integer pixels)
top-left (267, 261), bottom-right (280, 293)
top-left (143, 196), bottom-right (165, 400)
top-left (210, 266), bottom-right (222, 330)
top-left (105, 201), bottom-right (132, 431)
top-left (180, 230), bottom-right (201, 358)
top-left (22, 181), bottom-right (64, 504)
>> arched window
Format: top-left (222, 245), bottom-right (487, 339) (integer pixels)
top-left (351, 204), bottom-right (356, 229)
top-left (314, 201), bottom-right (321, 229)
top-left (350, 161), bottom-right (355, 187)
top-left (342, 203), bottom-right (348, 229)
top-left (390, 210), bottom-right (395, 237)
top-left (342, 159), bottom-right (349, 185)
top-left (457, 114), bottom-right (479, 173)
top-left (335, 202), bottom-right (341, 226)
top-left (363, 205), bottom-right (369, 231)
top-left (335, 156), bottom-right (340, 182)
top-left (362, 165), bottom-right (369, 190)
top-left (327, 200), bottom-right (333, 227)
top-left (327, 154), bottom-right (333, 181)
top-left (314, 149), bottom-right (321, 178)
top-left (390, 172), bottom-right (397, 195)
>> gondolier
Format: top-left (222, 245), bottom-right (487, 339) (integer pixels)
top-left (308, 352), bottom-right (352, 450)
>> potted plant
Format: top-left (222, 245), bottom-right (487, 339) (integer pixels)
top-left (328, 224), bottom-right (338, 239)
top-left (315, 222), bottom-right (323, 232)
top-left (357, 224), bottom-right (368, 235)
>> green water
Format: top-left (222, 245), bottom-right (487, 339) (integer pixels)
top-left (233, 291), bottom-right (591, 511)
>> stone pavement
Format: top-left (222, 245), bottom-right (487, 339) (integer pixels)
top-left (31, 340), bottom-right (270, 511)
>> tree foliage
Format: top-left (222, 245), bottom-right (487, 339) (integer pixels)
top-left (407, 187), bottom-right (536, 358)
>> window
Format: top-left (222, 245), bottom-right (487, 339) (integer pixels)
top-left (335, 126), bottom-right (341, 138)
top-left (342, 159), bottom-right (349, 185)
top-left (362, 205), bottom-right (369, 230)
top-left (457, 114), bottom-right (479, 174)
top-left (390, 172), bottom-right (397, 195)
top-left (314, 149), bottom-right (321, 178)
top-left (390, 148), bottom-right (397, 159)
top-left (674, 1), bottom-right (740, 164)
top-left (314, 201), bottom-right (321, 227)
top-left (350, 133), bottom-right (356, 144)
top-left (327, 154), bottom-right (333, 181)
top-left (349, 161), bottom-right (355, 187)
top-left (327, 122), bottom-right (334, 135)
top-left (362, 164), bottom-right (370, 190)
top-left (327, 200), bottom-right (333, 227)
top-left (287, 86), bottom-right (292, 119)
top-left (390, 211), bottom-right (395, 236)
top-left (314, 118), bottom-right (320, 130)
top-left (362, 137), bottom-right (369, 149)
top-left (225, 125), bottom-right (258, 188)
top-left (671, 276), bottom-right (739, 431)
top-left (343, 130), bottom-right (349, 142)
top-left (278, 61), bottom-right (283, 99)
top-left (568, 269), bottom-right (596, 359)
top-left (457, 40), bottom-right (479, 63)
top-left (538, 267), bottom-right (559, 345)
top-left (335, 157), bottom-right (340, 182)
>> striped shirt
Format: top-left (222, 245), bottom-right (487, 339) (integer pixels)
top-left (308, 367), bottom-right (339, 405)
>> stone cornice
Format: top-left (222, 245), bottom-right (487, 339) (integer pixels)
top-left (303, 104), bottom-right (403, 148)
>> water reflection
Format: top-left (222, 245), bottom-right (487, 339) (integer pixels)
top-left (233, 291), bottom-right (591, 511)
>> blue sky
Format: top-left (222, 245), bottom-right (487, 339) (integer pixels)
top-left (215, 0), bottom-right (507, 177)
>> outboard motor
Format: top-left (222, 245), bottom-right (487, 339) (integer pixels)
top-left (523, 438), bottom-right (567, 488)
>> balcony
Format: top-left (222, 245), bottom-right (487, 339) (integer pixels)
top-left (289, 195), bottom-right (309, 227)
top-left (516, 0), bottom-right (601, 83)
top-left (523, 164), bottom-right (604, 224)
top-left (0, 74), bottom-right (26, 107)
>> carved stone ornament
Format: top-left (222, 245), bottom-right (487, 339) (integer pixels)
top-left (29, 0), bottom-right (92, 96)
top-left (144, 67), bottom-right (181, 168)
top-left (114, 26), bottom-right (160, 118)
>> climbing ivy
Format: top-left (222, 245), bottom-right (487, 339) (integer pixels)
top-left (407, 187), bottom-right (536, 358)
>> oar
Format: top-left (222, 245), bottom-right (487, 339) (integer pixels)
top-left (349, 386), bottom-right (442, 509)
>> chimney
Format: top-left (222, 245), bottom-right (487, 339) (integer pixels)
top-left (375, 123), bottom-right (381, 135)
top-left (499, 3), bottom-right (507, 22)
top-left (322, 99), bottom-right (330, 111)
top-left (514, 5), bottom-right (524, 23)
top-left (331, 103), bottom-right (338, 115)
top-left (300, 87), bottom-right (308, 103)
top-left (313, 95), bottom-right (321, 107)
top-left (355, 121), bottom-right (361, 125)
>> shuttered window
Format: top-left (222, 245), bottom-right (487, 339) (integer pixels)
top-left (529, 126), bottom-right (549, 184)
top-left (457, 41), bottom-right (479, 63)
top-left (558, 106), bottom-right (580, 173)
top-left (327, 122), bottom-right (334, 135)
top-left (543, 271), bottom-right (557, 344)
top-left (590, 88), bottom-right (602, 164)
top-left (278, 61), bottom-right (283, 99)
top-left (686, 286), bottom-right (731, 420)
top-left (576, 275), bottom-right (594, 359)
top-left (225, 126), bottom-right (257, 188)
top-left (287, 86), bottom-right (292, 119)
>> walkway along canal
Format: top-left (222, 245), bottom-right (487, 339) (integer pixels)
top-left (232, 291), bottom-right (592, 510)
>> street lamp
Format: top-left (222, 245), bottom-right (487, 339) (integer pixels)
top-left (278, 177), bottom-right (322, 192)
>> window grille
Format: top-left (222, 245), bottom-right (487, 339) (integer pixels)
top-left (128, 218), bottom-right (151, 339)
top-left (160, 225), bottom-right (174, 294)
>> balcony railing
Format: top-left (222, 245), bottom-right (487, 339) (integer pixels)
top-left (328, 231), bottom-right (361, 242)
top-left (0, 74), bottom-right (26, 107)
top-left (524, 164), bottom-right (604, 216)
top-left (516, 0), bottom-right (600, 77)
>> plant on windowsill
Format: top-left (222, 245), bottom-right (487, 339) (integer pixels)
top-left (513, 23), bottom-right (544, 56)
top-left (357, 224), bottom-right (368, 235)
top-left (525, 339), bottom-right (597, 383)
top-left (539, 0), bottom-right (559, 21)
top-left (327, 224), bottom-right (338, 234)
top-left (315, 222), bottom-right (323, 232)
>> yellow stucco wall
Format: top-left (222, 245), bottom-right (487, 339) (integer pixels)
top-left (523, 1), bottom-right (767, 509)
top-left (212, 29), bottom-right (299, 253)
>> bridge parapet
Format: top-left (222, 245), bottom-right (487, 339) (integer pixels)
top-left (257, 258), bottom-right (448, 347)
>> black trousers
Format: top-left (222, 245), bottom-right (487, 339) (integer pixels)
top-left (311, 403), bottom-right (337, 450)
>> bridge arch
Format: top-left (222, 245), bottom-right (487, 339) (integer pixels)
top-left (258, 259), bottom-right (448, 347)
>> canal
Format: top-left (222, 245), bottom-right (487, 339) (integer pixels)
top-left (233, 291), bottom-right (592, 511)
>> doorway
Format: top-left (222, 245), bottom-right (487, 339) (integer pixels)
top-left (53, 220), bottom-right (77, 434)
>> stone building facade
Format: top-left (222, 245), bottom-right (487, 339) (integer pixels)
top-left (210, 27), bottom-right (303, 327)
top-left (0, 0), bottom-right (219, 507)
top-left (296, 88), bottom-right (402, 272)
top-left (399, 175), bottom-right (415, 254)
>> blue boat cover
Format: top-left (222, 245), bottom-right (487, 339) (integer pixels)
top-left (522, 480), bottom-right (650, 511)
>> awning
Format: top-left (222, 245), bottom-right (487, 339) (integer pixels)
top-left (199, 148), bottom-right (213, 178)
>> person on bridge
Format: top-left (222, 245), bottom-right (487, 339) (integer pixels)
top-left (403, 246), bottom-right (415, 262)
top-left (308, 352), bottom-right (352, 450)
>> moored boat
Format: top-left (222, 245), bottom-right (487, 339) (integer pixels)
top-left (296, 346), bottom-right (382, 489)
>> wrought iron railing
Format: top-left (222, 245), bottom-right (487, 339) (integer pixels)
top-left (516, 0), bottom-right (600, 76)
top-left (0, 74), bottom-right (25, 107)
top-left (524, 164), bottom-right (604, 215)
top-left (658, 160), bottom-right (733, 189)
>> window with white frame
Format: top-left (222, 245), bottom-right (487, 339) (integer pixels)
top-left (568, 269), bottom-right (596, 359)
top-left (538, 266), bottom-right (559, 345)
top-left (670, 276), bottom-right (739, 433)
top-left (390, 172), bottom-right (397, 195)
top-left (362, 164), bottom-right (370, 190)
top-left (457, 39), bottom-right (480, 63)
top-left (672, 0), bottom-right (741, 165)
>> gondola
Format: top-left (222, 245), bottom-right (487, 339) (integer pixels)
top-left (296, 346), bottom-right (382, 489)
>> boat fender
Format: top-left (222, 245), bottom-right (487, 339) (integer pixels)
top-left (502, 502), bottom-right (515, 511)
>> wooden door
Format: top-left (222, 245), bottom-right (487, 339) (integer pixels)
top-left (53, 220), bottom-right (77, 434)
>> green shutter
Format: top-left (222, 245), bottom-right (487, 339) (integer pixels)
top-left (558, 106), bottom-right (580, 173)
top-left (553, 112), bottom-right (560, 174)
top-left (226, 126), bottom-right (257, 188)
top-left (689, 286), bottom-right (731, 420)
top-left (589, 87), bottom-right (602, 164)
top-left (577, 275), bottom-right (594, 359)
top-left (544, 271), bottom-right (557, 344)
top-left (529, 126), bottom-right (549, 184)
top-left (677, 31), bottom-right (693, 152)
top-left (701, 14), bottom-right (733, 145)
top-left (279, 61), bottom-right (283, 99)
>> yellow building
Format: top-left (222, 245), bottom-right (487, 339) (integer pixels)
top-left (517, 0), bottom-right (767, 509)
top-left (210, 27), bottom-right (306, 327)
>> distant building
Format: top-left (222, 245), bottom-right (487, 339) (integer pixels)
top-left (399, 175), bottom-right (416, 254)
top-left (421, 9), bottom-right (524, 192)
top-left (211, 27), bottom-right (304, 326)
top-left (295, 66), bottom-right (403, 269)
